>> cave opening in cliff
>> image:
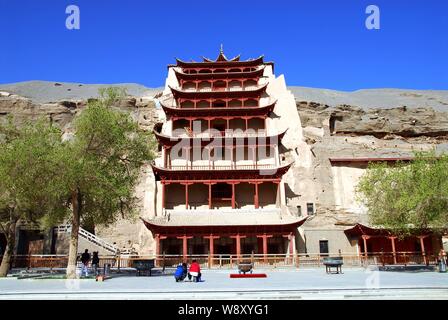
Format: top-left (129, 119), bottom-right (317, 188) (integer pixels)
top-left (329, 114), bottom-right (342, 134)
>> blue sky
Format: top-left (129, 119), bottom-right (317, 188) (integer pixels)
top-left (1, 0), bottom-right (447, 90)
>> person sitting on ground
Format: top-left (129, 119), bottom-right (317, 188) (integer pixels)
top-left (92, 251), bottom-right (100, 276)
top-left (188, 260), bottom-right (201, 282)
top-left (80, 249), bottom-right (91, 277)
top-left (174, 262), bottom-right (188, 282)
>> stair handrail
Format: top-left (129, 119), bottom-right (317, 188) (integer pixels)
top-left (55, 224), bottom-right (118, 254)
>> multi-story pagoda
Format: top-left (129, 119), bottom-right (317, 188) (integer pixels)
top-left (143, 49), bottom-right (306, 262)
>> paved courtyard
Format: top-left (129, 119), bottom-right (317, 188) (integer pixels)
top-left (0, 268), bottom-right (447, 299)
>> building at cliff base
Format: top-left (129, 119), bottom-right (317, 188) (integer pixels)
top-left (140, 49), bottom-right (444, 262)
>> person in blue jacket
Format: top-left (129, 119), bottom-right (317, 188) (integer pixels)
top-left (174, 262), bottom-right (188, 282)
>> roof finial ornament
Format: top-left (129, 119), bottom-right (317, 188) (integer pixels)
top-left (220, 43), bottom-right (224, 54)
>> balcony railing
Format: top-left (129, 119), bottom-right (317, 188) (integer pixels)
top-left (167, 164), bottom-right (277, 171)
top-left (179, 85), bottom-right (262, 93)
top-left (177, 66), bottom-right (263, 75)
top-left (172, 130), bottom-right (268, 138)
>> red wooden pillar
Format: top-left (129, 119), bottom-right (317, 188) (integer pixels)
top-left (289, 233), bottom-right (294, 257)
top-left (177, 235), bottom-right (193, 262)
top-left (167, 148), bottom-right (171, 169)
top-left (182, 183), bottom-right (191, 209)
top-left (231, 183), bottom-right (236, 209)
top-left (389, 236), bottom-right (397, 264)
top-left (253, 182), bottom-right (260, 209)
top-left (257, 234), bottom-right (273, 263)
top-left (155, 234), bottom-right (161, 256)
top-left (204, 235), bottom-right (220, 266)
top-left (161, 182), bottom-right (166, 209)
top-left (231, 234), bottom-right (246, 259)
top-left (208, 147), bottom-right (211, 169)
top-left (164, 146), bottom-right (170, 169)
top-left (208, 183), bottom-right (212, 209)
top-left (418, 235), bottom-right (428, 265)
top-left (282, 233), bottom-right (295, 264)
top-left (362, 235), bottom-right (371, 259)
top-left (155, 234), bottom-right (167, 266)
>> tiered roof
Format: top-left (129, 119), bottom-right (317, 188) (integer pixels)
top-left (159, 99), bottom-right (277, 118)
top-left (172, 55), bottom-right (265, 68)
top-left (169, 84), bottom-right (268, 99)
top-left (153, 50), bottom-right (291, 181)
top-left (168, 47), bottom-right (273, 70)
top-left (142, 214), bottom-right (307, 234)
top-left (173, 66), bottom-right (265, 81)
top-left (151, 162), bottom-right (293, 181)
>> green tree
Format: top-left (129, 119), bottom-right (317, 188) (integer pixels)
top-left (51, 88), bottom-right (155, 279)
top-left (0, 118), bottom-right (66, 277)
top-left (356, 151), bottom-right (448, 237)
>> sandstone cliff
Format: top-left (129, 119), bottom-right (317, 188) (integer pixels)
top-left (290, 100), bottom-right (448, 234)
top-left (1, 83), bottom-right (447, 253)
top-left (0, 92), bottom-right (162, 254)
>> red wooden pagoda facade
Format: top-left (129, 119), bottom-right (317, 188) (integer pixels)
top-left (143, 49), bottom-right (306, 261)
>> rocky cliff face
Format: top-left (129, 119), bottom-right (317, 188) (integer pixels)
top-left (0, 93), bottom-right (159, 132)
top-left (0, 92), bottom-right (162, 254)
top-left (291, 100), bottom-right (448, 232)
top-left (1, 86), bottom-right (447, 253)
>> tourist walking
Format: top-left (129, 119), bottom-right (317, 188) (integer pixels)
top-left (80, 249), bottom-right (91, 277)
top-left (438, 249), bottom-right (447, 273)
top-left (92, 251), bottom-right (100, 276)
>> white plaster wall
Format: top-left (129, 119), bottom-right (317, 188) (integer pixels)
top-left (163, 68), bottom-right (179, 95)
top-left (263, 66), bottom-right (316, 213)
top-left (331, 165), bottom-right (368, 214)
top-left (303, 229), bottom-right (358, 254)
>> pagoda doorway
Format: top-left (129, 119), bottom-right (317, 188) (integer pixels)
top-left (241, 236), bottom-right (258, 255)
top-left (210, 118), bottom-right (226, 132)
top-left (267, 236), bottom-right (287, 254)
top-left (190, 237), bottom-right (207, 255)
top-left (216, 237), bottom-right (233, 256)
top-left (162, 238), bottom-right (182, 255)
top-left (211, 183), bottom-right (232, 209)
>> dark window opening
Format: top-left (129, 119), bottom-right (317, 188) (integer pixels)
top-left (212, 183), bottom-right (232, 198)
top-left (212, 124), bottom-right (225, 132)
top-left (307, 203), bottom-right (315, 215)
top-left (212, 101), bottom-right (226, 108)
top-left (319, 240), bottom-right (329, 256)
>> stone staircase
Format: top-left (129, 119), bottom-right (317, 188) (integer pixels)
top-left (55, 225), bottom-right (119, 255)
